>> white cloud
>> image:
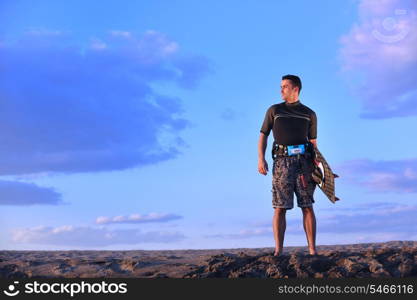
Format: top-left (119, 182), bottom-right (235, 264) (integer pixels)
top-left (338, 158), bottom-right (417, 193)
top-left (95, 212), bottom-right (183, 224)
top-left (205, 228), bottom-right (272, 239)
top-left (109, 30), bottom-right (132, 39)
top-left (25, 28), bottom-right (68, 37)
top-left (217, 201), bottom-right (417, 241)
top-left (11, 225), bottom-right (185, 247)
top-left (90, 37), bottom-right (107, 50)
top-left (314, 204), bottom-right (417, 234)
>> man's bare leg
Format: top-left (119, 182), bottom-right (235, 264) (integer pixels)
top-left (302, 206), bottom-right (317, 255)
top-left (272, 208), bottom-right (286, 256)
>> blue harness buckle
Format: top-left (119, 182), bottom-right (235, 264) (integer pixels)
top-left (287, 144), bottom-right (306, 156)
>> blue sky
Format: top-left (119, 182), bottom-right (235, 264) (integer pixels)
top-left (1, 0), bottom-right (416, 250)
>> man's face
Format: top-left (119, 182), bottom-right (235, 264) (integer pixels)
top-left (280, 79), bottom-right (298, 101)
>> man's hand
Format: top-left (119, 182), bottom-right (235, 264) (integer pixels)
top-left (258, 132), bottom-right (269, 175)
top-left (258, 159), bottom-right (269, 175)
top-left (309, 139), bottom-right (317, 148)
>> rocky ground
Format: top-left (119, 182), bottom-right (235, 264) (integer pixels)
top-left (1, 241), bottom-right (416, 278)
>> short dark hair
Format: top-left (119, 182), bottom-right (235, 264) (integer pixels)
top-left (282, 74), bottom-right (302, 94)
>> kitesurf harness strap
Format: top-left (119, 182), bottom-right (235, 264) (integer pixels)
top-left (272, 142), bottom-right (313, 160)
top-left (271, 142), bottom-right (315, 190)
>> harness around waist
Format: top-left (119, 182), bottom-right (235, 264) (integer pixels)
top-left (272, 142), bottom-right (311, 159)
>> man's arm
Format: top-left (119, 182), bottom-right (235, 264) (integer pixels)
top-left (309, 139), bottom-right (320, 166)
top-left (258, 132), bottom-right (269, 175)
top-left (308, 111), bottom-right (317, 148)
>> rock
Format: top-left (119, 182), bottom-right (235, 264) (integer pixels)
top-left (265, 265), bottom-right (284, 278)
top-left (152, 272), bottom-right (169, 278)
top-left (398, 259), bottom-right (416, 277)
top-left (338, 258), bottom-right (366, 276)
top-left (0, 264), bottom-right (29, 278)
top-left (327, 266), bottom-right (346, 278)
top-left (1, 241), bottom-right (417, 278)
top-left (368, 259), bottom-right (390, 277)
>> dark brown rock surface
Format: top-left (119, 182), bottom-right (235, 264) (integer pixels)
top-left (1, 241), bottom-right (416, 278)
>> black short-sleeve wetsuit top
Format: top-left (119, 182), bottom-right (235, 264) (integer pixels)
top-left (260, 100), bottom-right (317, 146)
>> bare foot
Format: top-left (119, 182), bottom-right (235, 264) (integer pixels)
top-left (308, 249), bottom-right (317, 255)
top-left (273, 249), bottom-right (282, 256)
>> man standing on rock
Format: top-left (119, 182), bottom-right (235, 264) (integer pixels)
top-left (258, 74), bottom-right (318, 256)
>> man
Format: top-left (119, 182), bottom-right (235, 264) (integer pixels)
top-left (258, 74), bottom-right (318, 256)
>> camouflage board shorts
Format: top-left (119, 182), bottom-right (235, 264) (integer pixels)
top-left (271, 153), bottom-right (316, 209)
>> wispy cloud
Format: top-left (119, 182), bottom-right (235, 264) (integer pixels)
top-left (205, 220), bottom-right (306, 239)
top-left (212, 201), bottom-right (417, 240)
top-left (205, 228), bottom-right (272, 239)
top-left (339, 0), bottom-right (417, 118)
top-left (0, 180), bottom-right (63, 206)
top-left (11, 225), bottom-right (185, 247)
top-left (255, 202), bottom-right (417, 234)
top-left (96, 213), bottom-right (183, 225)
top-left (316, 204), bottom-right (417, 234)
top-left (338, 158), bottom-right (417, 193)
top-left (0, 29), bottom-right (211, 176)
